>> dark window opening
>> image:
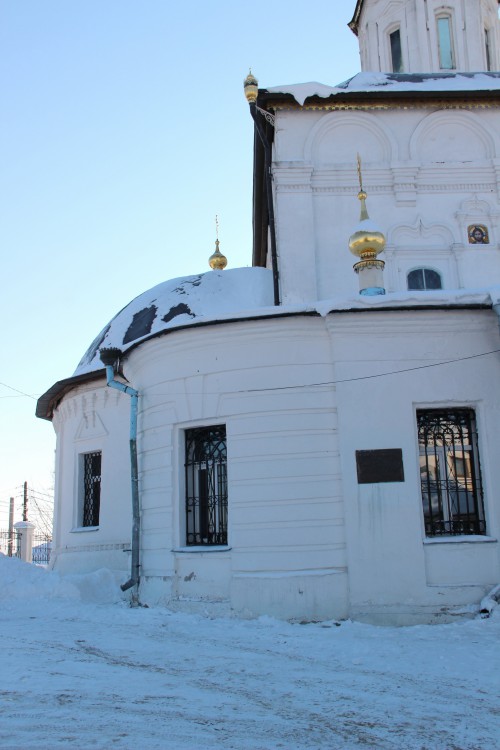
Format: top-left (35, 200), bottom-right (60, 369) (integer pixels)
top-left (417, 409), bottom-right (485, 537)
top-left (185, 426), bottom-right (227, 546)
top-left (407, 268), bottom-right (442, 291)
top-left (485, 28), bottom-right (492, 71)
top-left (390, 29), bottom-right (403, 73)
top-left (82, 451), bottom-right (101, 527)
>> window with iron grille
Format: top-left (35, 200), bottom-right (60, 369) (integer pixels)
top-left (82, 451), bottom-right (101, 527)
top-left (417, 409), bottom-right (485, 537)
top-left (185, 426), bottom-right (227, 546)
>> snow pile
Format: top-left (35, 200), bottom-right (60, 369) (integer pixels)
top-left (1, 555), bottom-right (500, 749)
top-left (0, 553), bottom-right (81, 601)
top-left (0, 554), bottom-right (124, 604)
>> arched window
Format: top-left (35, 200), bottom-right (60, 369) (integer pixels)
top-left (389, 28), bottom-right (403, 72)
top-left (407, 268), bottom-right (442, 291)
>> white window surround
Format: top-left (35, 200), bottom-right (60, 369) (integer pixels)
top-left (173, 545), bottom-right (232, 553)
top-left (388, 26), bottom-right (404, 73)
top-left (436, 13), bottom-right (456, 70)
top-left (424, 536), bottom-right (496, 544)
top-left (177, 422), bottom-right (229, 548)
top-left (70, 526), bottom-right (99, 533)
top-left (407, 267), bottom-right (443, 291)
top-left (416, 408), bottom-right (486, 538)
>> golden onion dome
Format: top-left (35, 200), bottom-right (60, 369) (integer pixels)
top-left (208, 239), bottom-right (227, 270)
top-left (243, 70), bottom-right (258, 104)
top-left (348, 190), bottom-right (386, 260)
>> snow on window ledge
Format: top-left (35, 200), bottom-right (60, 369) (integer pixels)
top-left (70, 526), bottom-right (100, 533)
top-left (424, 535), bottom-right (497, 544)
top-left (173, 545), bottom-right (232, 554)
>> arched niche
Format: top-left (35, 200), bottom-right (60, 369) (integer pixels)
top-left (409, 111), bottom-right (495, 164)
top-left (304, 111), bottom-right (396, 167)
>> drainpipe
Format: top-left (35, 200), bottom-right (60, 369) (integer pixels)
top-left (99, 347), bottom-right (140, 605)
top-left (244, 74), bottom-right (280, 305)
top-left (492, 303), bottom-right (500, 331)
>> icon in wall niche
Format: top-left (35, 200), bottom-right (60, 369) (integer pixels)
top-left (468, 224), bottom-right (489, 244)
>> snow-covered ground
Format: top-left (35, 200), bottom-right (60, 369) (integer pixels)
top-left (1, 556), bottom-right (499, 750)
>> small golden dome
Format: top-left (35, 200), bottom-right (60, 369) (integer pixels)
top-left (209, 239), bottom-right (227, 270)
top-left (348, 190), bottom-right (386, 260)
top-left (244, 70), bottom-right (258, 104)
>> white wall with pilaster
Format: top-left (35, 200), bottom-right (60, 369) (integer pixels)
top-left (355, 0), bottom-right (500, 73)
top-left (329, 308), bottom-right (500, 624)
top-left (272, 104), bottom-right (500, 303)
top-left (125, 316), bottom-right (348, 621)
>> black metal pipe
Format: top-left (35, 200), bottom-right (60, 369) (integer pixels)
top-left (249, 102), bottom-right (280, 306)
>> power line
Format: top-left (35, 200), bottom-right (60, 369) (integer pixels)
top-left (0, 381), bottom-right (37, 400)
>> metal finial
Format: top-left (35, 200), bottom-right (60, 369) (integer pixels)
top-left (209, 216), bottom-right (227, 270)
top-left (244, 70), bottom-right (259, 104)
top-left (356, 153), bottom-right (364, 194)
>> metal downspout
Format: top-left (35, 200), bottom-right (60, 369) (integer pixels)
top-left (249, 102), bottom-right (280, 306)
top-left (99, 348), bottom-right (141, 605)
top-left (492, 303), bottom-right (500, 331)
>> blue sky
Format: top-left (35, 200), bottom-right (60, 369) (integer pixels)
top-left (0, 0), bottom-right (360, 525)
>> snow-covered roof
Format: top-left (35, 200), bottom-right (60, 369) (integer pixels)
top-left (265, 72), bottom-right (500, 106)
top-left (75, 267), bottom-right (275, 376)
top-left (36, 271), bottom-right (500, 421)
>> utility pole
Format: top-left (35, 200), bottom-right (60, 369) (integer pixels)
top-left (8, 497), bottom-right (14, 557)
top-left (23, 481), bottom-right (28, 522)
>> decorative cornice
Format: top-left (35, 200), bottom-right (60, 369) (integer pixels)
top-left (272, 99), bottom-right (500, 113)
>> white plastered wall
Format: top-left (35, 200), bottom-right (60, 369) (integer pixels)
top-left (329, 308), bottom-right (500, 624)
top-left (272, 105), bottom-right (500, 303)
top-left (356, 0), bottom-right (500, 73)
top-left (125, 316), bottom-right (348, 621)
top-left (51, 380), bottom-right (132, 576)
top-left (52, 308), bottom-right (500, 623)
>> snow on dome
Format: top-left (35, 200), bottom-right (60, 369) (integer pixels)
top-left (266, 72), bottom-right (500, 106)
top-left (75, 267), bottom-right (274, 376)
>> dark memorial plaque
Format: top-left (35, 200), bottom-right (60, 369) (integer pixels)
top-left (356, 449), bottom-right (405, 484)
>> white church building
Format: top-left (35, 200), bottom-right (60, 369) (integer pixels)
top-left (38, 0), bottom-right (500, 624)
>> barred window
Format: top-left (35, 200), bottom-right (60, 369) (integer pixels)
top-left (185, 426), bottom-right (227, 546)
top-left (417, 410), bottom-right (485, 537)
top-left (82, 451), bottom-right (101, 527)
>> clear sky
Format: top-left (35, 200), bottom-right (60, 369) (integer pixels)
top-left (0, 0), bottom-right (360, 526)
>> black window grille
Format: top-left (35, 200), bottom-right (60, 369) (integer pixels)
top-left (407, 268), bottom-right (442, 291)
top-left (83, 451), bottom-right (101, 527)
top-left (185, 426), bottom-right (227, 546)
top-left (417, 409), bottom-right (485, 537)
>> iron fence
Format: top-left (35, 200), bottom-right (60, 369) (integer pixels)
top-left (0, 530), bottom-right (21, 558)
top-left (32, 534), bottom-right (52, 565)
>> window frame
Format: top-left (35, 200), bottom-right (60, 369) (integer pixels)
top-left (407, 267), bottom-right (443, 291)
top-left (389, 27), bottom-right (404, 73)
top-left (416, 408), bottom-right (486, 538)
top-left (79, 450), bottom-right (102, 528)
top-left (184, 424), bottom-right (228, 547)
top-left (436, 13), bottom-right (456, 70)
top-left (485, 27), bottom-right (493, 72)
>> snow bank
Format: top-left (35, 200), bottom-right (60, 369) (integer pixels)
top-left (0, 554), bottom-right (124, 604)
